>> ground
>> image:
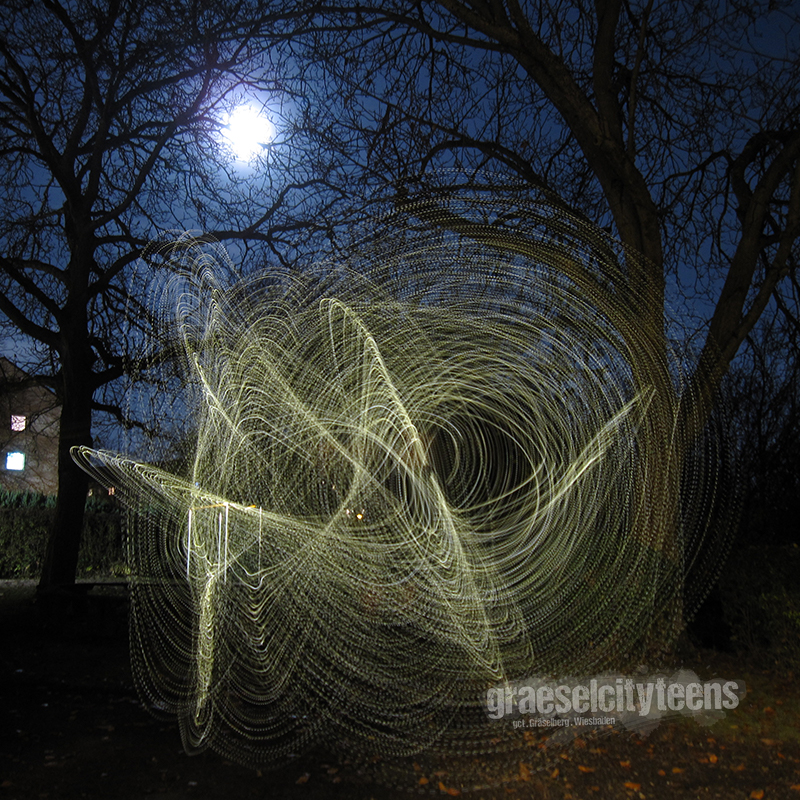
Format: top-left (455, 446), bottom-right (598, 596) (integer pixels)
top-left (1, 580), bottom-right (799, 800)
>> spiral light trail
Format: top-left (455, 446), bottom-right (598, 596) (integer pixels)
top-left (72, 192), bottom-right (735, 774)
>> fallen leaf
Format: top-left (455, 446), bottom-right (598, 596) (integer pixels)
top-left (750, 791), bottom-right (765, 800)
top-left (708, 753), bottom-right (718, 764)
top-left (761, 739), bottom-right (780, 746)
top-left (731, 764), bottom-right (745, 772)
top-left (578, 765), bottom-right (595, 773)
top-left (550, 768), bottom-right (559, 779)
top-left (624, 782), bottom-right (641, 791)
top-left (418, 776), bottom-right (429, 786)
top-left (657, 770), bottom-right (665, 776)
top-left (519, 762), bottom-right (531, 782)
top-left (619, 760), bottom-right (631, 768)
top-left (790, 785), bottom-right (800, 791)
top-left (295, 773), bottom-right (309, 784)
top-left (671, 767), bottom-right (684, 774)
top-left (438, 781), bottom-right (460, 796)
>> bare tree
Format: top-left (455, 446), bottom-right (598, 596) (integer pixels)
top-left (0, 0), bottom-right (348, 590)
top-left (725, 305), bottom-right (800, 543)
top-left (283, 0), bottom-right (800, 648)
top-left (303, 0), bottom-right (800, 406)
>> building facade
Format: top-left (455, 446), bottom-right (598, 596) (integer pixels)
top-left (0, 358), bottom-right (60, 495)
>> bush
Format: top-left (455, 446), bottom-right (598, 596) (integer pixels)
top-left (0, 491), bottom-right (124, 578)
top-left (718, 543), bottom-right (800, 667)
top-left (0, 487), bottom-right (56, 509)
top-left (77, 509), bottom-right (126, 577)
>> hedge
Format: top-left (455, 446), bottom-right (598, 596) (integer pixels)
top-left (0, 489), bottom-right (124, 578)
top-left (717, 542), bottom-right (800, 667)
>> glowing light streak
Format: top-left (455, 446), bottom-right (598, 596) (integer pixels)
top-left (71, 195), bottom-right (735, 777)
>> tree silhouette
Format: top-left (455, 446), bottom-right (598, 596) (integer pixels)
top-left (4, 0), bottom-right (798, 616)
top-left (288, 0), bottom-right (800, 646)
top-left (302, 0), bottom-right (799, 419)
top-left (0, 0), bottom-right (344, 590)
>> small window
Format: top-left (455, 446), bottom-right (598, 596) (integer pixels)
top-left (11, 415), bottom-right (26, 431)
top-left (6, 452), bottom-right (25, 470)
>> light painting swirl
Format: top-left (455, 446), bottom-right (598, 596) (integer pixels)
top-left (72, 192), bottom-right (735, 772)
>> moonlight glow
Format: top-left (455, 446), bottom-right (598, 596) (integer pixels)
top-left (223, 104), bottom-right (275, 161)
top-left (71, 193), bottom-right (736, 777)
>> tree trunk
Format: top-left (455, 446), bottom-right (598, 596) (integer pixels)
top-left (38, 351), bottom-right (94, 592)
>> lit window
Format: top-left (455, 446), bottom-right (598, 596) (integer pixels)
top-left (6, 452), bottom-right (25, 470)
top-left (11, 415), bottom-right (26, 431)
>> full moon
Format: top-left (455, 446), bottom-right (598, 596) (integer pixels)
top-left (223, 105), bottom-right (275, 161)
